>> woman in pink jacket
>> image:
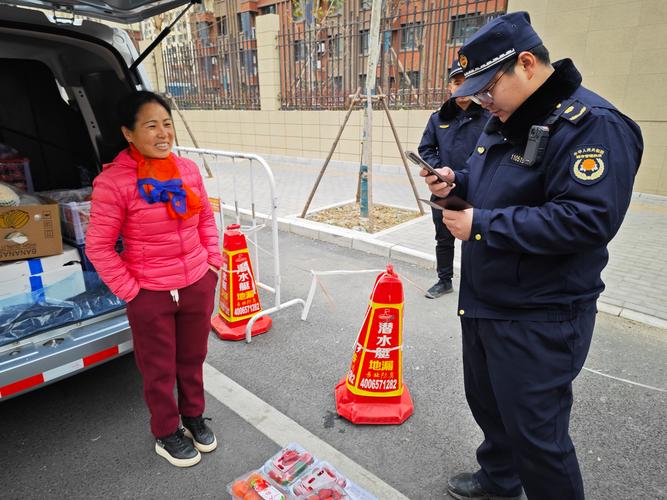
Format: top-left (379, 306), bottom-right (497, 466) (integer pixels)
top-left (86, 91), bottom-right (222, 468)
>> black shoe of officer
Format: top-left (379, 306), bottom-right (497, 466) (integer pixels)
top-left (447, 473), bottom-right (522, 500)
top-left (182, 415), bottom-right (218, 453)
top-left (425, 279), bottom-right (453, 299)
top-left (155, 427), bottom-right (201, 467)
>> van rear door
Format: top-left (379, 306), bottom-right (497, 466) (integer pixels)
top-left (2, 0), bottom-right (193, 24)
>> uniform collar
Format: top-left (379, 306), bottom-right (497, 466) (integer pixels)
top-left (485, 59), bottom-right (582, 144)
top-left (438, 98), bottom-right (485, 121)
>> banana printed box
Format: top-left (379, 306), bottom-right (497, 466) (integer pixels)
top-left (0, 204), bottom-right (63, 262)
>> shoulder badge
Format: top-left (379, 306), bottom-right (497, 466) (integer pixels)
top-left (570, 146), bottom-right (608, 185)
top-left (560, 99), bottom-right (589, 125)
top-left (439, 124), bottom-right (450, 129)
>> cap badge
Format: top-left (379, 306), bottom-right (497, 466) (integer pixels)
top-left (459, 54), bottom-right (468, 69)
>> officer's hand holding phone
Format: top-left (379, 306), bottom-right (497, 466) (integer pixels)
top-left (419, 165), bottom-right (456, 198)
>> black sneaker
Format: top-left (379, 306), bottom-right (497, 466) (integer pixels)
top-left (425, 280), bottom-right (453, 298)
top-left (447, 472), bottom-right (522, 500)
top-left (182, 415), bottom-right (217, 453)
top-left (155, 427), bottom-right (201, 467)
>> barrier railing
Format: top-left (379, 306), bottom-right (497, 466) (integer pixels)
top-left (175, 146), bottom-right (305, 342)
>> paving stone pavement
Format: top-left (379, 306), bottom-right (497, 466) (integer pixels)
top-left (193, 152), bottom-right (667, 327)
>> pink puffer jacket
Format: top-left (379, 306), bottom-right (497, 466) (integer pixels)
top-left (85, 149), bottom-right (222, 302)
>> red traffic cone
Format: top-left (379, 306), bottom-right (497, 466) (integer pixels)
top-left (335, 264), bottom-right (413, 424)
top-left (211, 223), bottom-right (272, 341)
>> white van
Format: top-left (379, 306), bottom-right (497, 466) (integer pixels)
top-left (0, 0), bottom-right (191, 400)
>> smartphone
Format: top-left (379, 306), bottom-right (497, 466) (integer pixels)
top-left (405, 150), bottom-right (452, 186)
top-left (419, 197), bottom-right (473, 212)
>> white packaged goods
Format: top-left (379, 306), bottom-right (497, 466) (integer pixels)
top-left (0, 245), bottom-right (80, 283)
top-left (0, 262), bottom-right (85, 306)
top-left (0, 244), bottom-right (86, 306)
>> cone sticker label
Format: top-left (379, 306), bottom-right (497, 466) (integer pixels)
top-left (345, 303), bottom-right (403, 397)
top-left (218, 249), bottom-right (262, 321)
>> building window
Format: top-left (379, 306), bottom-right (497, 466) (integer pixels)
top-left (449, 13), bottom-right (499, 45)
top-left (400, 71), bottom-right (420, 90)
top-left (361, 0), bottom-right (371, 10)
top-left (216, 16), bottom-right (228, 36)
top-left (237, 12), bottom-right (256, 35)
top-left (328, 35), bottom-right (343, 58)
top-left (358, 74), bottom-right (366, 89)
top-left (333, 76), bottom-right (343, 92)
top-left (294, 40), bottom-right (307, 61)
top-left (359, 29), bottom-right (369, 56)
top-left (198, 21), bottom-right (213, 46)
top-left (239, 50), bottom-right (258, 76)
top-left (400, 22), bottom-right (422, 51)
top-left (260, 5), bottom-right (277, 15)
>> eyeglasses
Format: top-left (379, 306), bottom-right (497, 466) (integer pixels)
top-left (469, 61), bottom-right (514, 105)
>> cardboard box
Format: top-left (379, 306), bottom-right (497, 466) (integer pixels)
top-left (0, 262), bottom-right (85, 306)
top-left (0, 244), bottom-right (80, 282)
top-left (0, 204), bottom-right (63, 262)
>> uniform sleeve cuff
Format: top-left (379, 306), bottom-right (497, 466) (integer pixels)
top-left (471, 208), bottom-right (491, 242)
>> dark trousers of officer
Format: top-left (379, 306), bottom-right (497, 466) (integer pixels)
top-left (461, 304), bottom-right (596, 500)
top-left (431, 198), bottom-right (455, 283)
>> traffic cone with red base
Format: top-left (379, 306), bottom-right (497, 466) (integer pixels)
top-left (211, 223), bottom-right (272, 341)
top-left (335, 264), bottom-right (413, 424)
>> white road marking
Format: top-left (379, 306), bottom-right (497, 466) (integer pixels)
top-left (202, 362), bottom-right (408, 499)
top-left (583, 367), bottom-right (666, 393)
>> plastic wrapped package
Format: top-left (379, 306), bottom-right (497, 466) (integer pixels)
top-left (263, 443), bottom-right (315, 487)
top-left (38, 187), bottom-right (93, 244)
top-left (70, 272), bottom-right (125, 315)
top-left (292, 462), bottom-right (347, 496)
top-left (38, 187), bottom-right (92, 204)
top-left (0, 295), bottom-right (82, 347)
top-left (228, 470), bottom-right (288, 500)
top-left (295, 483), bottom-right (348, 500)
top-left (0, 271), bottom-right (124, 347)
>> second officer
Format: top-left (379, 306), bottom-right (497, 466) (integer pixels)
top-left (418, 60), bottom-right (488, 298)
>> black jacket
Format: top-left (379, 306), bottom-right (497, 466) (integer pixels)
top-left (418, 100), bottom-right (488, 171)
top-left (452, 59), bottom-right (643, 320)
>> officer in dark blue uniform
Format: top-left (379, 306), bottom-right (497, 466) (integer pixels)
top-left (421, 12), bottom-right (643, 500)
top-left (418, 60), bottom-right (489, 299)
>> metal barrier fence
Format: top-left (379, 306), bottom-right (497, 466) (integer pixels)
top-left (174, 146), bottom-right (305, 343)
top-left (279, 0), bottom-right (507, 110)
top-left (162, 34), bottom-right (260, 110)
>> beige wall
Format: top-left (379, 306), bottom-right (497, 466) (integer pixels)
top-left (171, 108), bottom-right (432, 166)
top-left (508, 0), bottom-right (667, 195)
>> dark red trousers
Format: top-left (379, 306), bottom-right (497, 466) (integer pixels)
top-left (126, 270), bottom-right (217, 438)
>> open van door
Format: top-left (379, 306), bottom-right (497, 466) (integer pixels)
top-left (4, 0), bottom-right (193, 24)
top-left (0, 0), bottom-right (200, 400)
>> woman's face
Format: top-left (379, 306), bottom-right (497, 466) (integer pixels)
top-left (121, 101), bottom-right (174, 159)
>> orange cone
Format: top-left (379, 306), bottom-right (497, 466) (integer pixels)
top-left (211, 223), bottom-right (272, 341)
top-left (335, 264), bottom-right (413, 424)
